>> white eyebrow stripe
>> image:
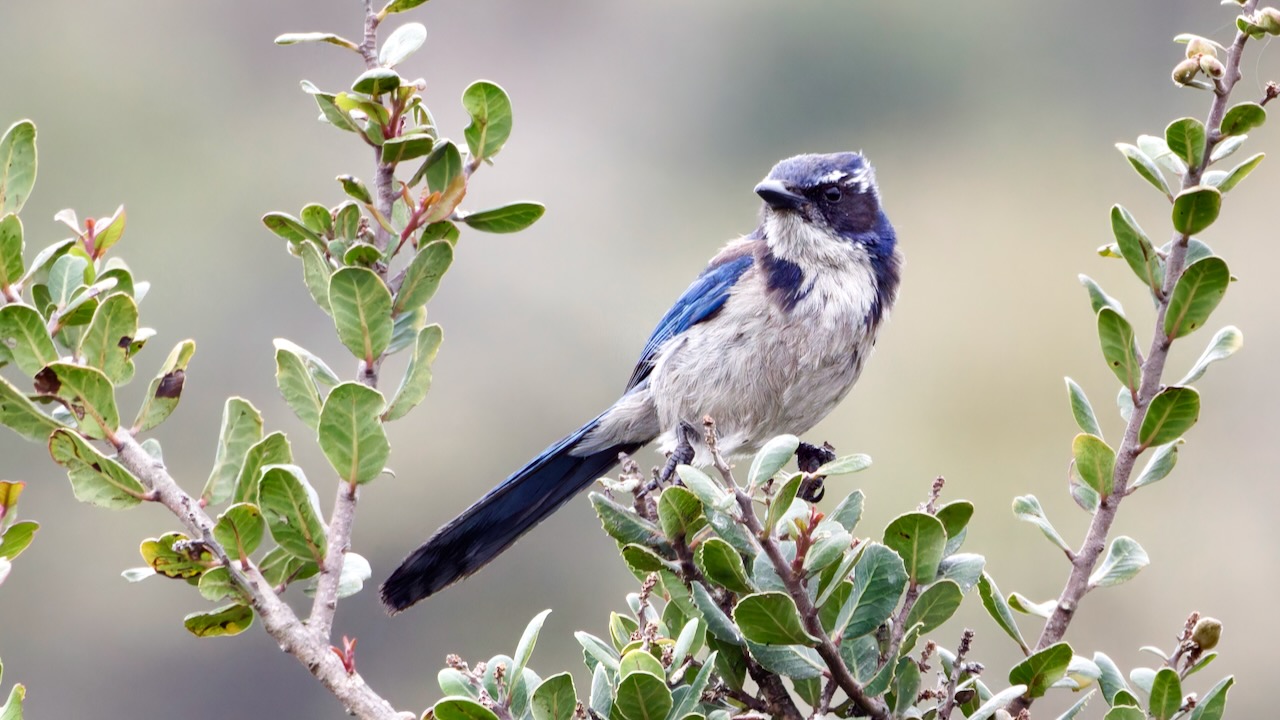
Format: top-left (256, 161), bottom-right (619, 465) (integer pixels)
top-left (817, 169), bottom-right (847, 184)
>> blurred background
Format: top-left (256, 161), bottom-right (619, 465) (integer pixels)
top-left (0, 1), bottom-right (1275, 717)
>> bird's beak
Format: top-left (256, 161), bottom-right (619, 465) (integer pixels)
top-left (755, 179), bottom-right (807, 211)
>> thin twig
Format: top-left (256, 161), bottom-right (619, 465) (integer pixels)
top-left (937, 629), bottom-right (974, 720)
top-left (724, 468), bottom-right (889, 719)
top-left (113, 432), bottom-right (405, 719)
top-left (1006, 6), bottom-right (1258, 714)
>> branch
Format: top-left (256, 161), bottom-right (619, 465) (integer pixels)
top-left (1007, 7), bottom-right (1258, 714)
top-left (113, 432), bottom-right (407, 720)
top-left (717, 464), bottom-right (889, 719)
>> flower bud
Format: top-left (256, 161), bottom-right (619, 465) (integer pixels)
top-left (1172, 58), bottom-right (1201, 86)
top-left (1259, 7), bottom-right (1280, 34)
top-left (1185, 37), bottom-right (1217, 59)
top-left (1191, 616), bottom-right (1222, 650)
top-left (1200, 54), bottom-right (1226, 79)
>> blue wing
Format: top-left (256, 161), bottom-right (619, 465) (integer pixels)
top-left (624, 251), bottom-right (755, 391)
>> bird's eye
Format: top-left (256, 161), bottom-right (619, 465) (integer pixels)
top-left (823, 186), bottom-right (842, 203)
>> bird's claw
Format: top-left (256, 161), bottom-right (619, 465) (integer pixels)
top-left (796, 441), bottom-right (836, 502)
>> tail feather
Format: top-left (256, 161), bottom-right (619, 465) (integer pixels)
top-left (380, 418), bottom-right (643, 612)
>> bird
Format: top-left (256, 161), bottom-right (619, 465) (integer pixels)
top-left (380, 151), bottom-right (902, 613)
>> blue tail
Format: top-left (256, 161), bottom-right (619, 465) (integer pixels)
top-left (380, 417), bottom-right (644, 612)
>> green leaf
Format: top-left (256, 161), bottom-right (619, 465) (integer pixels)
top-left (1137, 134), bottom-right (1187, 176)
top-left (1140, 386), bottom-right (1199, 448)
top-left (511, 608), bottom-right (552, 687)
top-left (0, 374), bottom-right (62, 442)
top-left (1171, 186), bottom-right (1221, 235)
top-left (936, 499), bottom-right (974, 553)
top-left (618, 648), bottom-right (664, 680)
top-left (1165, 118), bottom-right (1206, 169)
top-left (424, 140), bottom-right (463, 195)
top-left (201, 397), bottom-right (263, 505)
top-left (748, 434), bottom-right (798, 488)
top-left (1220, 102), bottom-right (1265, 136)
top-left (1165, 257), bottom-right (1229, 340)
top-left (262, 212), bottom-right (323, 247)
top-left (91, 205), bottom-right (126, 256)
top-left (1209, 152), bottom-right (1264, 192)
top-left (892, 656), bottom-right (921, 715)
top-left (380, 0), bottom-right (430, 14)
top-left (814, 453), bottom-right (872, 476)
top-left (969, 685), bottom-right (1029, 720)
top-left (275, 346), bottom-right (323, 430)
top-left (259, 545), bottom-right (318, 587)
top-left (977, 573), bottom-right (1028, 653)
top-left (1089, 536), bottom-right (1148, 588)
top-left (589, 664), bottom-right (613, 716)
top-left (658, 485), bottom-right (704, 542)
top-left (1104, 708), bottom-right (1145, 720)
top-left (380, 134), bottom-right (434, 164)
top-left (936, 552), bottom-right (984, 592)
top-left (883, 511), bottom-right (946, 585)
top-left (1180, 325), bottom-right (1243, 385)
top-left (1188, 675), bottom-right (1232, 720)
top-left (213, 502), bottom-right (265, 558)
top-left (379, 22), bottom-right (426, 67)
top-left (669, 651), bottom-right (715, 718)
top-left (337, 174), bottom-right (374, 205)
top-left (0, 120), bottom-right (37, 215)
top-left (0, 520), bottom-right (38, 560)
top-left (384, 324), bottom-right (442, 421)
top-left (1097, 307), bottom-right (1141, 392)
top-left (258, 464), bottom-right (327, 563)
top-left (1012, 495), bottom-right (1071, 553)
top-left (78, 294), bottom-right (138, 384)
top-left (589, 493), bottom-right (665, 548)
top-left (49, 428), bottom-right (146, 508)
top-left (1064, 377), bottom-right (1102, 437)
top-left (690, 582), bottom-right (742, 645)
top-left (274, 32), bottom-right (358, 49)
top-left (1008, 592), bottom-right (1055, 617)
top-left (803, 521), bottom-right (852, 576)
top-left (763, 473), bottom-right (802, 537)
top-left (1111, 206), bottom-right (1163, 294)
top-left (140, 531), bottom-right (213, 578)
top-left (433, 698), bottom-right (500, 720)
top-left (1148, 667), bottom-right (1182, 720)
top-left (833, 542), bottom-right (907, 639)
top-left (0, 214), bottom-right (24, 289)
top-left (394, 239), bottom-right (452, 314)
top-left (696, 537), bottom-right (753, 594)
top-left (318, 382), bottom-right (389, 484)
top-left (352, 68), bottom-right (401, 96)
top-left (462, 81), bottom-right (513, 161)
top-left (1115, 143), bottom-right (1172, 197)
top-left (531, 672), bottom-right (576, 720)
top-left (462, 203), bottom-right (546, 234)
top-left (1079, 274), bottom-right (1123, 315)
top-left (183, 603), bottom-right (254, 638)
top-left (388, 305), bottom-right (425, 354)
top-left (827, 489), bottom-right (864, 532)
top-left (1094, 651), bottom-right (1131, 704)
top-left (611, 671), bottom-right (671, 720)
top-left (733, 591), bottom-right (816, 645)
top-left (297, 242), bottom-right (332, 315)
top-left (1009, 642), bottom-right (1072, 698)
top-left (744, 640), bottom-right (824, 680)
top-left (904, 578), bottom-right (963, 633)
top-left (231, 431), bottom-right (293, 506)
top-left (35, 362), bottom-right (118, 439)
top-left (1131, 441), bottom-right (1180, 490)
top-left (1072, 433), bottom-right (1115, 498)
top-left (0, 304), bottom-right (57, 376)
top-left (328, 267), bottom-right (393, 362)
top-left (312, 92), bottom-right (360, 133)
top-left (197, 566), bottom-right (242, 602)
top-left (675, 464), bottom-right (731, 512)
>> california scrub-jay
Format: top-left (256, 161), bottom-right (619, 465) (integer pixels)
top-left (381, 152), bottom-right (902, 612)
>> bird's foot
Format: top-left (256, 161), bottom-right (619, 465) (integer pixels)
top-left (658, 420), bottom-right (700, 485)
top-left (796, 441), bottom-right (836, 502)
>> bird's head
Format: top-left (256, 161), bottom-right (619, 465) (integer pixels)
top-left (754, 152), bottom-right (895, 264)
